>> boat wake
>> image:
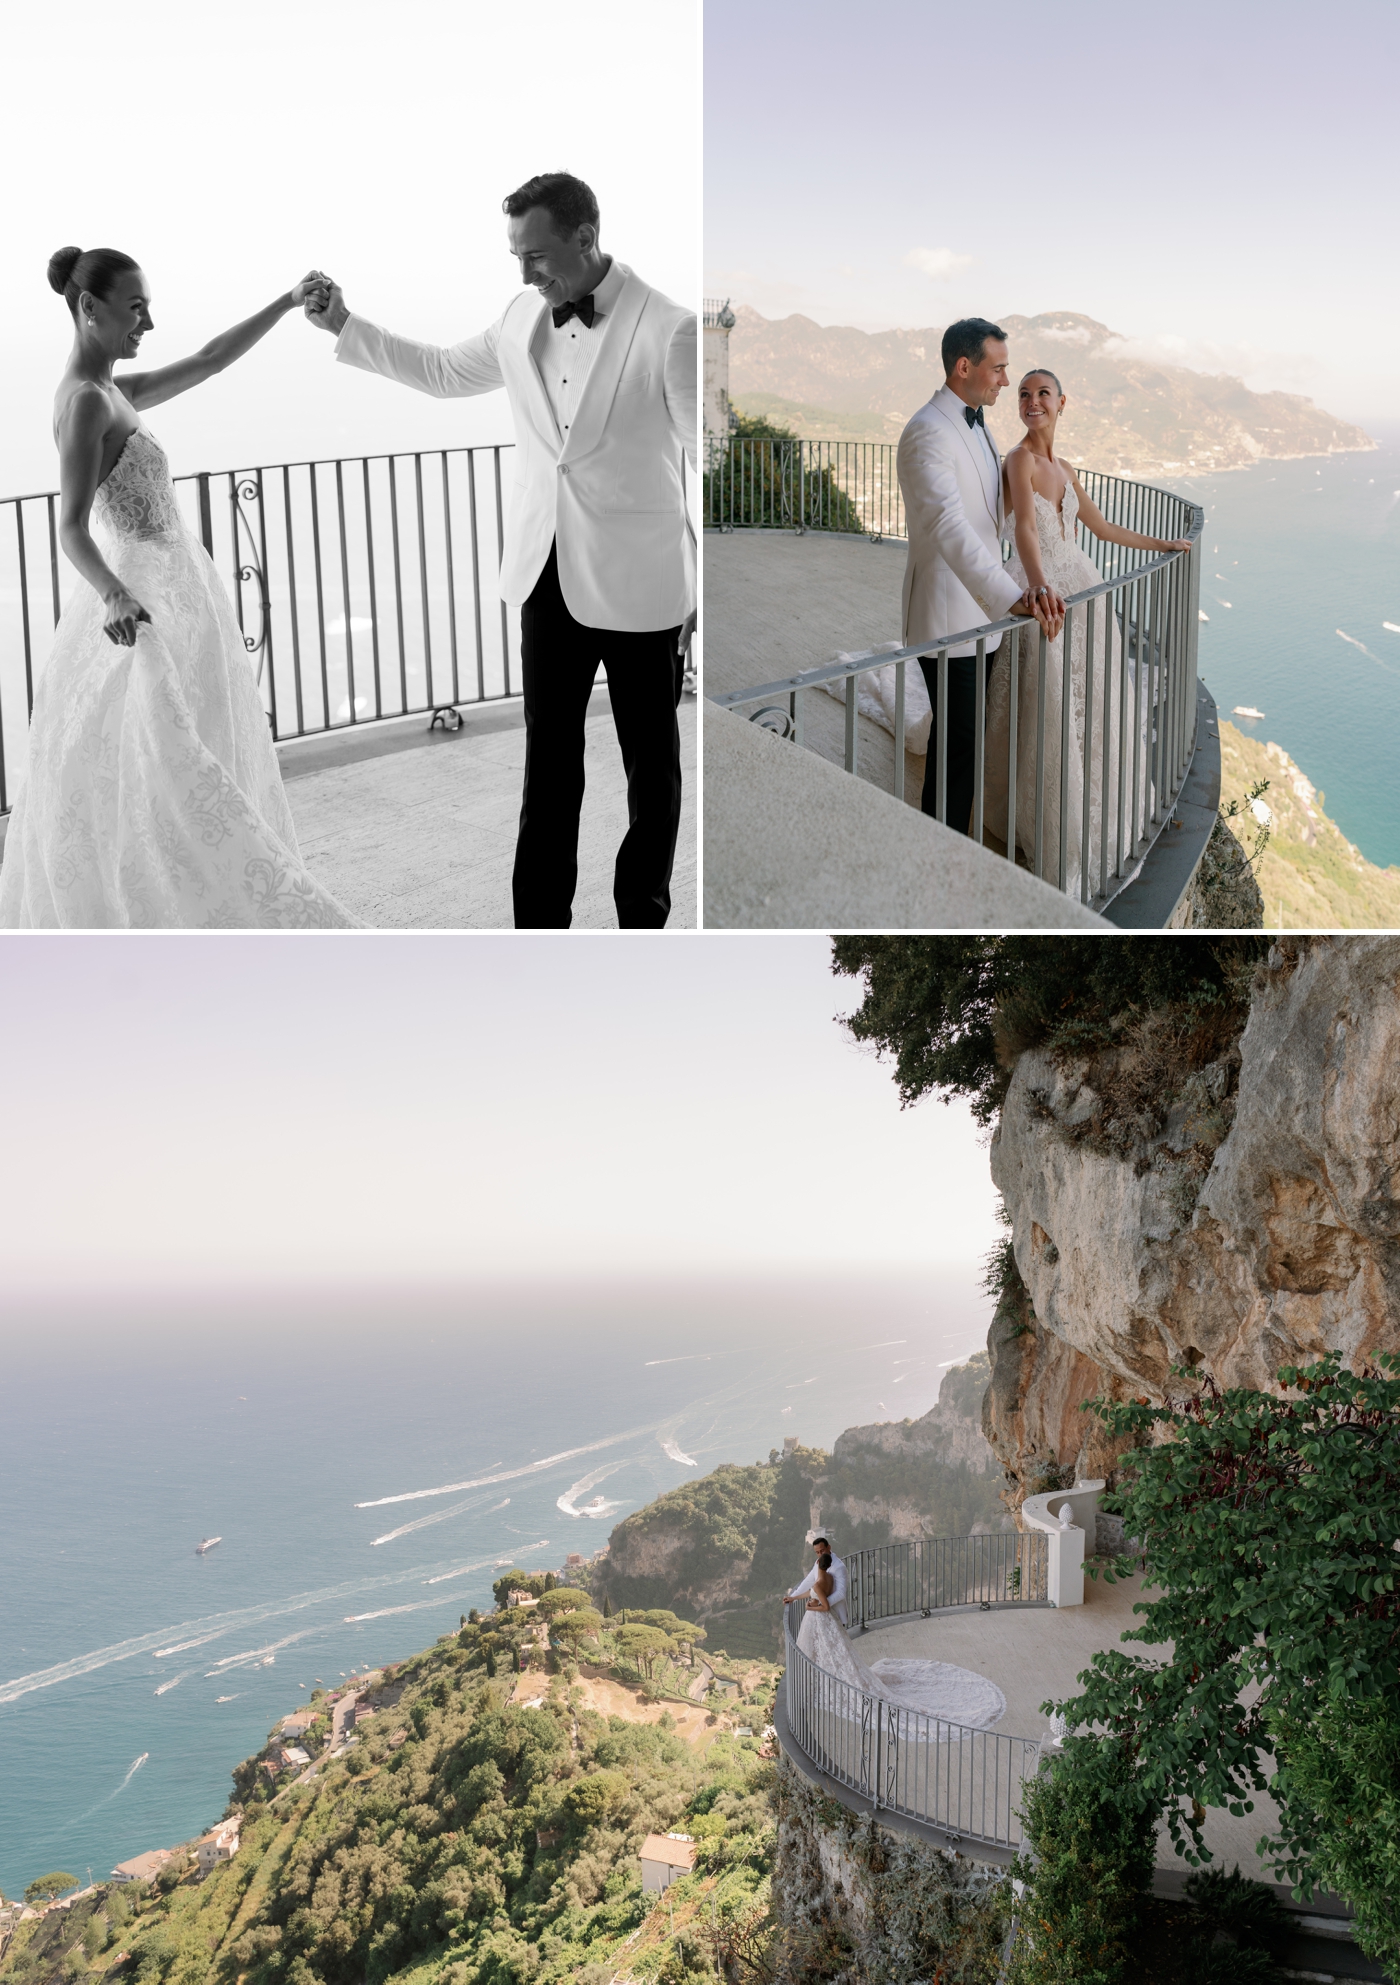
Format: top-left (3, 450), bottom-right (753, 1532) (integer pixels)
top-left (557, 1460), bottom-right (630, 1516)
top-left (659, 1437), bottom-right (697, 1468)
top-left (203, 1628), bottom-right (318, 1677)
top-left (153, 1672), bottom-right (189, 1696)
top-left (370, 1490), bottom-right (496, 1548)
top-left (355, 1422), bottom-right (663, 1509)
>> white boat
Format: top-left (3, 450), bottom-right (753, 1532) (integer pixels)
top-left (196, 1536), bottom-right (222, 1555)
top-left (1232, 706), bottom-right (1266, 720)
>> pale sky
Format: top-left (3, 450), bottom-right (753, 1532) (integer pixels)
top-left (0, 935), bottom-right (1002, 1307)
top-left (705, 0), bottom-right (1400, 425)
top-left (1, 0), bottom-right (700, 496)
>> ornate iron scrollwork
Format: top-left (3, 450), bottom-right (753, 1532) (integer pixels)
top-left (232, 476), bottom-right (271, 681)
top-left (748, 704), bottom-right (795, 740)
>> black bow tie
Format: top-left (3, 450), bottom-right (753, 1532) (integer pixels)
top-left (552, 294), bottom-right (596, 329)
top-left (963, 404), bottom-right (986, 429)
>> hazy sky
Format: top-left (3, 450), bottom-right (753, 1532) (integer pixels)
top-left (705, 0), bottom-right (1400, 424)
top-left (0, 935), bottom-right (1001, 1312)
top-left (1, 0), bottom-right (700, 496)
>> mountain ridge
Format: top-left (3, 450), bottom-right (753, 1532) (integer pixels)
top-left (728, 306), bottom-right (1376, 477)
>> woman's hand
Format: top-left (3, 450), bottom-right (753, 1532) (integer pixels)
top-left (290, 270), bottom-right (331, 310)
top-left (1160, 538), bottom-right (1192, 552)
top-left (103, 586), bottom-right (151, 647)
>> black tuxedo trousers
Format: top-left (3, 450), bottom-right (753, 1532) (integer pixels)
top-left (512, 542), bottom-right (684, 929)
top-left (917, 649), bottom-right (996, 837)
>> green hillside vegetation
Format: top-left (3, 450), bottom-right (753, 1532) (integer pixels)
top-left (1217, 720), bottom-right (1400, 928)
top-left (0, 1620), bottom-right (781, 1985)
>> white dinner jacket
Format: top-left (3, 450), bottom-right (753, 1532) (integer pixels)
top-left (791, 1554), bottom-right (848, 1628)
top-left (335, 263), bottom-right (697, 634)
top-left (897, 383), bottom-right (1024, 658)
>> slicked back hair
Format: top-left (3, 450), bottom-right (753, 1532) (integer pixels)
top-left (941, 317), bottom-right (1007, 376)
top-left (812, 1536), bottom-right (831, 1551)
top-left (1021, 367), bottom-right (1064, 396)
top-left (502, 172), bottom-right (600, 241)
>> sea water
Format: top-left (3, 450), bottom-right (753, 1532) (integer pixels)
top-left (1179, 425), bottom-right (1400, 869)
top-left (0, 1278), bottom-right (988, 1896)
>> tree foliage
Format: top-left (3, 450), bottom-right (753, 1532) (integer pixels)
top-left (22, 1874), bottom-right (79, 1905)
top-left (830, 937), bottom-right (1267, 1124)
top-left (1052, 1352), bottom-right (1400, 1965)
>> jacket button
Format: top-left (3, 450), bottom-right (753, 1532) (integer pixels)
top-left (559, 465), bottom-right (569, 475)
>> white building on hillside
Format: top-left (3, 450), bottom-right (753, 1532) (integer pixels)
top-left (639, 1832), bottom-right (697, 1893)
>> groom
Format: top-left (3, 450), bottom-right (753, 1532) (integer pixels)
top-left (784, 1536), bottom-right (848, 1628)
top-left (897, 317), bottom-right (1063, 837)
top-left (305, 173), bottom-right (697, 929)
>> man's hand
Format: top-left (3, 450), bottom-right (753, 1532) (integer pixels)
top-left (678, 610), bottom-right (696, 658)
top-left (305, 278), bottom-right (350, 337)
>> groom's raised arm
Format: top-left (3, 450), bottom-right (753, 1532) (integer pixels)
top-left (334, 311), bottom-right (506, 398)
top-left (898, 413), bottom-right (1023, 624)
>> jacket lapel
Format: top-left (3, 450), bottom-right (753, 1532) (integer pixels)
top-left (933, 390), bottom-right (998, 529)
top-left (559, 265), bottom-right (648, 463)
top-left (505, 290), bottom-right (562, 450)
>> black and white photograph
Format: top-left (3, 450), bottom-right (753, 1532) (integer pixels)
top-left (0, 0), bottom-right (699, 930)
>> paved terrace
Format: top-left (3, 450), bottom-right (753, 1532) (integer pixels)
top-left (0, 689), bottom-right (697, 930)
top-left (705, 530), bottom-right (929, 804)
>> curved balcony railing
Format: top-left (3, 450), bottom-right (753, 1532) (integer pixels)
top-left (0, 444), bottom-right (518, 818)
top-left (706, 437), bottom-right (1205, 915)
top-left (779, 1534), bottom-right (1051, 1851)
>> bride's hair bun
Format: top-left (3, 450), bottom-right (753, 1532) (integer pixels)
top-left (47, 245), bottom-right (141, 320)
top-left (48, 246), bottom-right (84, 295)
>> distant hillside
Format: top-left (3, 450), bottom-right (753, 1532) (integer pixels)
top-left (729, 307), bottom-right (1375, 476)
top-left (592, 1356), bottom-right (1007, 1659)
top-left (1217, 720), bottom-right (1400, 928)
top-left (0, 1629), bottom-right (778, 1985)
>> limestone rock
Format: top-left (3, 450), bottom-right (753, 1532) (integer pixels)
top-left (985, 937), bottom-right (1400, 1501)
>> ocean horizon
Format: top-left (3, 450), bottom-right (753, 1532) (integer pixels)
top-left (0, 1273), bottom-right (992, 1899)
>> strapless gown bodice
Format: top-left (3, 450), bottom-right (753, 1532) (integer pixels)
top-left (91, 427), bottom-right (186, 543)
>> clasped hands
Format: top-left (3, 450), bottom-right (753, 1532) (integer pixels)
top-left (1012, 584), bottom-right (1065, 640)
top-left (298, 270), bottom-right (350, 337)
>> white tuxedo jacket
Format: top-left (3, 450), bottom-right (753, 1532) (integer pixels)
top-left (897, 384), bottom-right (1023, 657)
top-left (791, 1553), bottom-right (848, 1628)
top-left (335, 264), bottom-right (696, 633)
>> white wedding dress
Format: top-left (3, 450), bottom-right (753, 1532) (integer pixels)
top-left (982, 480), bottom-right (1148, 900)
top-left (0, 423), bottom-right (356, 929)
top-left (795, 1605), bottom-right (1006, 1727)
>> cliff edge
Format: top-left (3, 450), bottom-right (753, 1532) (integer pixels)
top-left (983, 937), bottom-right (1400, 1508)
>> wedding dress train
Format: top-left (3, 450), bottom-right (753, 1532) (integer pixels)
top-left (795, 1606), bottom-right (1006, 1727)
top-left (982, 481), bottom-right (1149, 899)
top-left (0, 424), bottom-right (356, 928)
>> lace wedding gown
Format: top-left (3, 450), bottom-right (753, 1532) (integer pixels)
top-left (0, 424), bottom-right (356, 928)
top-left (983, 480), bottom-right (1147, 900)
top-left (796, 1606), bottom-right (1006, 1727)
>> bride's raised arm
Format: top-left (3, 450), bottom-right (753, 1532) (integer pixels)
top-left (1067, 466), bottom-right (1191, 553)
top-left (117, 273), bottom-right (329, 412)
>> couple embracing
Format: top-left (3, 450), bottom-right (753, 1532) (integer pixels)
top-left (0, 172), bottom-right (695, 931)
top-left (898, 316), bottom-right (1188, 894)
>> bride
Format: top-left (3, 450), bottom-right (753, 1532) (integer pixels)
top-left (983, 368), bottom-right (1190, 899)
top-left (795, 1553), bottom-right (1006, 1727)
top-left (0, 247), bottom-right (356, 929)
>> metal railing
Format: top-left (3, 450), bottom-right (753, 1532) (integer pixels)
top-left (782, 1535), bottom-right (1049, 1850)
top-left (707, 438), bottom-right (1204, 913)
top-left (846, 1530), bottom-right (1049, 1630)
top-left (704, 435), bottom-right (905, 540)
top-left (0, 444), bottom-right (519, 817)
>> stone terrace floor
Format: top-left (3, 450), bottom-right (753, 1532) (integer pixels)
top-left (861, 1569), bottom-right (1288, 1891)
top-left (705, 529), bottom-right (932, 808)
top-left (279, 686), bottom-right (697, 929)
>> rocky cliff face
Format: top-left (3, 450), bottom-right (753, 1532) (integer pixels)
top-left (983, 938), bottom-right (1400, 1508)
